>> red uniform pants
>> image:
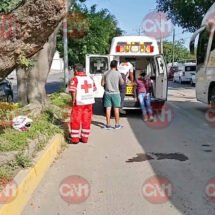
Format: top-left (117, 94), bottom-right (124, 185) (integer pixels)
top-left (70, 104), bottom-right (93, 143)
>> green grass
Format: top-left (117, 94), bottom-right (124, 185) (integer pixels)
top-left (0, 113), bottom-right (63, 152)
top-left (49, 93), bottom-right (71, 108)
top-left (0, 92), bottom-right (70, 185)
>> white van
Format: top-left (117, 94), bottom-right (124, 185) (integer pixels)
top-left (86, 36), bottom-right (168, 109)
top-left (173, 63), bottom-right (196, 84)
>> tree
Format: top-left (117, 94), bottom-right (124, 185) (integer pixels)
top-left (0, 0), bottom-right (86, 116)
top-left (57, 4), bottom-right (123, 66)
top-left (163, 40), bottom-right (195, 63)
top-left (156, 0), bottom-right (214, 32)
top-left (0, 0), bottom-right (67, 79)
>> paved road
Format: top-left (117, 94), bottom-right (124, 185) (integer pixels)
top-left (22, 81), bottom-right (215, 215)
top-left (10, 71), bottom-right (64, 101)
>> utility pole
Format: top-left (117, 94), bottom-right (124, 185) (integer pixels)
top-left (172, 28), bottom-right (175, 66)
top-left (63, 0), bottom-right (75, 91)
top-left (159, 12), bottom-right (163, 54)
top-left (63, 17), bottom-right (69, 90)
top-left (63, 0), bottom-right (69, 90)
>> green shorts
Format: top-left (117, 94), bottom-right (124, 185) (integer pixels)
top-left (104, 93), bottom-right (121, 108)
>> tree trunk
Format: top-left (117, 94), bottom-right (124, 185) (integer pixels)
top-left (16, 68), bottom-right (28, 106)
top-left (0, 0), bottom-right (66, 79)
top-left (16, 27), bottom-right (60, 116)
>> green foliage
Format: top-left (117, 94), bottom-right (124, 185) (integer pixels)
top-left (163, 40), bottom-right (195, 63)
top-left (49, 93), bottom-right (71, 108)
top-left (17, 54), bottom-right (35, 69)
top-left (0, 113), bottom-right (63, 152)
top-left (15, 153), bottom-right (32, 168)
top-left (0, 0), bottom-right (23, 13)
top-left (156, 0), bottom-right (214, 32)
top-left (57, 4), bottom-right (123, 66)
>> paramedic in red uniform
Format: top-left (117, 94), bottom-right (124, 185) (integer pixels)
top-left (69, 64), bottom-right (96, 144)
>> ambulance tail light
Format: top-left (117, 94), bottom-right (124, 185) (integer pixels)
top-left (150, 46), bottom-right (154, 53)
top-left (146, 45), bottom-right (154, 53)
top-left (116, 45), bottom-right (124, 53)
top-left (116, 46), bottom-right (121, 53)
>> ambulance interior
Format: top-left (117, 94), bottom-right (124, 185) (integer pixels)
top-left (117, 56), bottom-right (157, 102)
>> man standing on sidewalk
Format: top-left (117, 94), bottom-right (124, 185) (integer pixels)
top-left (101, 60), bottom-right (124, 129)
top-left (69, 64), bottom-right (96, 144)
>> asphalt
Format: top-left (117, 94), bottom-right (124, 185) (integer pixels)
top-left (22, 81), bottom-right (215, 215)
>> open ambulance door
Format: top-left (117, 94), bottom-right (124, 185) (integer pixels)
top-left (85, 54), bottom-right (110, 98)
top-left (154, 55), bottom-right (168, 101)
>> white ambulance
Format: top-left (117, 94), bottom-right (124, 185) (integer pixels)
top-left (85, 36), bottom-right (168, 109)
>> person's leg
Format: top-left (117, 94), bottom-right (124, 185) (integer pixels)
top-left (70, 106), bottom-right (81, 143)
top-left (138, 93), bottom-right (147, 115)
top-left (81, 105), bottom-right (93, 143)
top-left (104, 93), bottom-right (112, 128)
top-left (106, 107), bottom-right (111, 126)
top-left (145, 93), bottom-right (153, 120)
top-left (112, 94), bottom-right (123, 128)
top-left (114, 107), bottom-right (120, 125)
top-left (120, 90), bottom-right (126, 114)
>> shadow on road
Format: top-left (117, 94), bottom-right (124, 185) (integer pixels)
top-left (125, 99), bottom-right (215, 214)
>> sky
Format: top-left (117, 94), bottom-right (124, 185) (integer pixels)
top-left (85, 0), bottom-right (192, 48)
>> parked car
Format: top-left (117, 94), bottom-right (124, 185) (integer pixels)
top-left (0, 79), bottom-right (14, 102)
top-left (173, 63), bottom-right (196, 84)
top-left (168, 66), bottom-right (178, 80)
top-left (190, 74), bottom-right (196, 86)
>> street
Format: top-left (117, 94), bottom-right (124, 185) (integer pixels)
top-left (22, 81), bottom-right (215, 215)
top-left (10, 71), bottom-right (65, 101)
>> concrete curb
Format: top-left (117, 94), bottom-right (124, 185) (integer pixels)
top-left (0, 134), bottom-right (65, 215)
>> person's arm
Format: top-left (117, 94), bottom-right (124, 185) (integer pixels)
top-left (101, 75), bottom-right (105, 87)
top-left (69, 77), bottom-right (78, 106)
top-left (71, 92), bottom-right (76, 106)
top-left (128, 63), bottom-right (134, 82)
top-left (129, 71), bottom-right (134, 82)
top-left (119, 73), bottom-right (124, 86)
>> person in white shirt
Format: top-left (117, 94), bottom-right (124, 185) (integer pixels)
top-left (118, 59), bottom-right (134, 114)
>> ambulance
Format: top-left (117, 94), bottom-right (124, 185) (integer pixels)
top-left (85, 36), bottom-right (168, 109)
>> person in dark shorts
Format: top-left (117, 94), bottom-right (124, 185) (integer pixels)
top-left (101, 60), bottom-right (124, 129)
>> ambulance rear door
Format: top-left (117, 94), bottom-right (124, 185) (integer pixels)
top-left (154, 55), bottom-right (168, 101)
top-left (86, 54), bottom-right (110, 98)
